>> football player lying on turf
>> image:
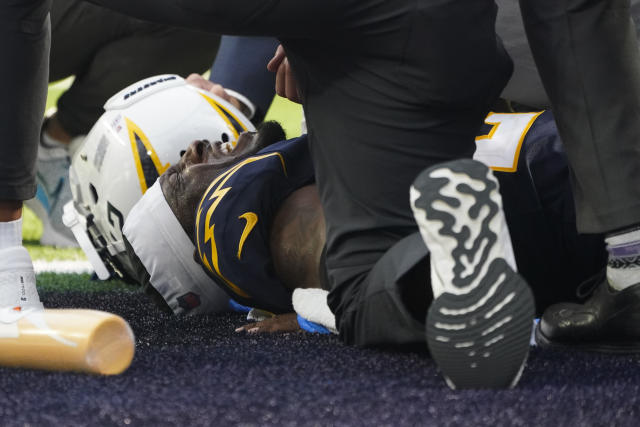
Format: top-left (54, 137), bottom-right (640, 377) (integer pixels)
top-left (123, 126), bottom-right (323, 317)
top-left (64, 75), bottom-right (325, 320)
top-left (64, 74), bottom-right (268, 315)
top-left (120, 109), bottom-right (608, 337)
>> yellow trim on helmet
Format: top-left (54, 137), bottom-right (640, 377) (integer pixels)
top-left (125, 117), bottom-right (170, 193)
top-left (198, 93), bottom-right (250, 147)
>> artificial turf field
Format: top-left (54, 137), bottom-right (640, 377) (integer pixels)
top-left (3, 79), bottom-right (640, 426)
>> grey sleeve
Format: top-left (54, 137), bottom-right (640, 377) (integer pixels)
top-left (495, 0), bottom-right (549, 108)
top-left (496, 0), bottom-right (640, 108)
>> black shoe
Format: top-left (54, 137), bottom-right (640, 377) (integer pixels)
top-left (535, 271), bottom-right (640, 353)
top-left (410, 159), bottom-right (535, 389)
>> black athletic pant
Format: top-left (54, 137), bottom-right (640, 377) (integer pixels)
top-left (0, 0), bottom-right (51, 201)
top-left (338, 176), bottom-right (607, 347)
top-left (521, 0), bottom-right (640, 234)
top-left (50, 0), bottom-right (220, 137)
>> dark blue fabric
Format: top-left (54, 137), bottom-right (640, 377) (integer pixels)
top-left (209, 36), bottom-right (279, 123)
top-left (195, 136), bottom-right (314, 313)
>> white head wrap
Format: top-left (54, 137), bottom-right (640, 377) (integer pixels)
top-left (122, 181), bottom-right (229, 315)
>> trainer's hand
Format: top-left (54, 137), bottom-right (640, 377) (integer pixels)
top-left (185, 73), bottom-right (243, 111)
top-left (235, 313), bottom-right (301, 334)
top-left (267, 45), bottom-right (302, 104)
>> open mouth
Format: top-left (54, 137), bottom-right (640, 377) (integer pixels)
top-left (205, 129), bottom-right (272, 164)
top-left (205, 139), bottom-right (235, 158)
top-left (211, 134), bottom-right (252, 157)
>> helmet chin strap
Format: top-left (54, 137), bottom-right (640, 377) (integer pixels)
top-left (62, 201), bottom-right (110, 280)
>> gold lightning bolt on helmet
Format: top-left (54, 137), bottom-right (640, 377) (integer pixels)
top-left (62, 74), bottom-right (255, 281)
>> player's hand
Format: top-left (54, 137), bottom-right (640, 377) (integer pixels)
top-left (185, 73), bottom-right (244, 111)
top-left (235, 313), bottom-right (301, 334)
top-left (267, 45), bottom-right (302, 104)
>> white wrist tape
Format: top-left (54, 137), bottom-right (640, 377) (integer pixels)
top-left (292, 288), bottom-right (337, 334)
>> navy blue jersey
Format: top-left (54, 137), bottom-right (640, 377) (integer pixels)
top-left (476, 111), bottom-right (605, 309)
top-left (195, 136), bottom-right (314, 313)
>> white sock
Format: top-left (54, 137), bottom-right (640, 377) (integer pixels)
top-left (0, 218), bottom-right (42, 310)
top-left (0, 217), bottom-right (22, 250)
top-left (0, 246), bottom-right (41, 310)
top-left (605, 227), bottom-right (640, 291)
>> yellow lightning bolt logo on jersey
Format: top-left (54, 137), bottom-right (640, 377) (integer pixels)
top-left (195, 152), bottom-right (287, 300)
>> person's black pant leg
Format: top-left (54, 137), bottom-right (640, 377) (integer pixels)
top-left (317, 0), bottom-right (512, 346)
top-left (336, 233), bottom-right (430, 347)
top-left (520, 0), bottom-right (640, 233)
top-left (0, 0), bottom-right (51, 201)
top-left (51, 0), bottom-right (220, 136)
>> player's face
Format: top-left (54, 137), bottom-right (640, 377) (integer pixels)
top-left (159, 130), bottom-right (274, 240)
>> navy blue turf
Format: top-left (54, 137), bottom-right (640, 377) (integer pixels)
top-left (1, 288), bottom-right (639, 426)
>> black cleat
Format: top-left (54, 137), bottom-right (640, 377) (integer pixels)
top-left (410, 159), bottom-right (534, 389)
top-left (535, 271), bottom-right (640, 353)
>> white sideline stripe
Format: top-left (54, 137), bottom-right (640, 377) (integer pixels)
top-left (33, 260), bottom-right (94, 274)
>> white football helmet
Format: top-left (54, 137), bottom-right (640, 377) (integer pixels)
top-left (63, 74), bottom-right (255, 281)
